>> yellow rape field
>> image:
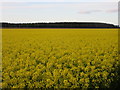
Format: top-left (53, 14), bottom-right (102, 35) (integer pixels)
top-left (2, 29), bottom-right (119, 88)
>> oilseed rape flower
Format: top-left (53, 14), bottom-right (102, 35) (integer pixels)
top-left (2, 29), bottom-right (119, 88)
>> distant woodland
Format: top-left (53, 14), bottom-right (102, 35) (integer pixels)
top-left (1, 22), bottom-right (119, 28)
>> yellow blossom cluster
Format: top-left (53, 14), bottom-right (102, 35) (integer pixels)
top-left (2, 29), bottom-right (119, 88)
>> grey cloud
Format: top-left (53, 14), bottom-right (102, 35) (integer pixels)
top-left (78, 9), bottom-right (118, 14)
top-left (78, 10), bottom-right (102, 14)
top-left (106, 9), bottom-right (118, 13)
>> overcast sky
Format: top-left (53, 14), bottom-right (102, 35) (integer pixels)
top-left (0, 0), bottom-right (119, 2)
top-left (0, 0), bottom-right (119, 25)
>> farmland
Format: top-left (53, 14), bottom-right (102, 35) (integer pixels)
top-left (2, 29), bottom-right (119, 88)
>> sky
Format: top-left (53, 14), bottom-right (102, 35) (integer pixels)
top-left (0, 0), bottom-right (119, 25)
top-left (0, 0), bottom-right (119, 2)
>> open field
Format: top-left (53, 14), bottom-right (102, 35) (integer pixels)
top-left (2, 29), bottom-right (119, 88)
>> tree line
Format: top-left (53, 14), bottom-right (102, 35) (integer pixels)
top-left (1, 22), bottom-right (119, 28)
